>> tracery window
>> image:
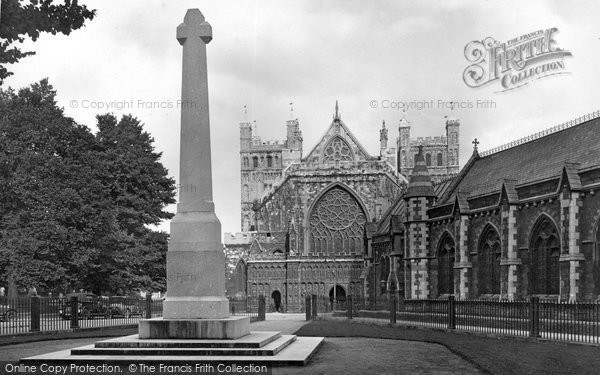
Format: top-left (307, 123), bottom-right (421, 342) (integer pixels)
top-left (478, 225), bottom-right (501, 295)
top-left (323, 137), bottom-right (353, 162)
top-left (530, 217), bottom-right (560, 295)
top-left (438, 233), bottom-right (455, 296)
top-left (308, 187), bottom-right (366, 254)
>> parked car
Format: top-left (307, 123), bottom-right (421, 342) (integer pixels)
top-left (108, 296), bottom-right (144, 318)
top-left (0, 302), bottom-right (17, 322)
top-left (59, 293), bottom-right (112, 320)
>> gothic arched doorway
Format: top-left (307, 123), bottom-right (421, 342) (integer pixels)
top-left (329, 285), bottom-right (346, 304)
top-left (271, 290), bottom-right (282, 312)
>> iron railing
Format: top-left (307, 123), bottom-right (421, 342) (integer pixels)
top-left (0, 295), bottom-right (163, 336)
top-left (317, 295), bottom-right (600, 345)
top-left (229, 295), bottom-right (266, 321)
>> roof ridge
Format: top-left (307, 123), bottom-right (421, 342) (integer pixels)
top-left (480, 110), bottom-right (600, 157)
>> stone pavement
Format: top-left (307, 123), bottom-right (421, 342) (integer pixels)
top-left (1, 313), bottom-right (481, 374)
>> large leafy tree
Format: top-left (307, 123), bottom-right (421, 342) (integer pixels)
top-left (0, 79), bottom-right (110, 295)
top-left (88, 114), bottom-right (176, 294)
top-left (0, 0), bottom-right (95, 84)
top-left (0, 80), bottom-right (175, 296)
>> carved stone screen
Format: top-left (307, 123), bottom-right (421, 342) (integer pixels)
top-left (323, 137), bottom-right (354, 162)
top-left (308, 187), bottom-right (366, 254)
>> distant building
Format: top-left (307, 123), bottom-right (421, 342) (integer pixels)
top-left (225, 102), bottom-right (460, 311)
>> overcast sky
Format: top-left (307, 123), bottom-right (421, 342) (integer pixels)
top-left (4, 0), bottom-right (600, 236)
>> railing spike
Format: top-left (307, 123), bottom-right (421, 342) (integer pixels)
top-left (480, 110), bottom-right (600, 156)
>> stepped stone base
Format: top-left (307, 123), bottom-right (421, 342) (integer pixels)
top-left (20, 332), bottom-right (324, 366)
top-left (139, 316), bottom-right (250, 339)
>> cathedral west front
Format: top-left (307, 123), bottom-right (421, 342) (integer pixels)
top-left (224, 102), bottom-right (460, 311)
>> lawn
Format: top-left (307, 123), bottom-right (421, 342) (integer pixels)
top-left (296, 319), bottom-right (600, 375)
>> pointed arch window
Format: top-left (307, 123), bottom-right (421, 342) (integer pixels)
top-left (530, 217), bottom-right (560, 295)
top-left (478, 225), bottom-right (501, 295)
top-left (437, 153), bottom-right (443, 166)
top-left (252, 156), bottom-right (258, 168)
top-left (323, 137), bottom-right (354, 162)
top-left (425, 153), bottom-right (431, 166)
top-left (308, 187), bottom-right (366, 255)
top-left (438, 234), bottom-right (456, 296)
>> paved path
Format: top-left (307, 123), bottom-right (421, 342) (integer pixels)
top-left (1, 313), bottom-right (481, 374)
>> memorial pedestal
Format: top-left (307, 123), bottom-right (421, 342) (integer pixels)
top-left (139, 316), bottom-right (250, 339)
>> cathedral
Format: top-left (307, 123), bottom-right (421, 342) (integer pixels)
top-left (227, 106), bottom-right (600, 310)
top-left (224, 102), bottom-right (460, 311)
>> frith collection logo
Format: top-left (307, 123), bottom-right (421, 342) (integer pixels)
top-left (463, 28), bottom-right (572, 92)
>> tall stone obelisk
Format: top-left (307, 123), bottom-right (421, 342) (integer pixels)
top-left (163, 8), bottom-right (228, 320)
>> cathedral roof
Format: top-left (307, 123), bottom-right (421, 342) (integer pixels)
top-left (405, 145), bottom-right (435, 198)
top-left (437, 113), bottom-right (600, 205)
top-left (375, 199), bottom-right (406, 235)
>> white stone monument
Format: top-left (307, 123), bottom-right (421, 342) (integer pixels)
top-left (138, 8), bottom-right (249, 339)
top-left (22, 10), bottom-right (323, 364)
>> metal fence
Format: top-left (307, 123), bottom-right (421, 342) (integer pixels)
top-left (229, 295), bottom-right (265, 321)
top-left (0, 295), bottom-right (163, 336)
top-left (308, 295), bottom-right (600, 345)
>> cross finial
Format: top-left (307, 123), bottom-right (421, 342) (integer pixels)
top-left (177, 9), bottom-right (213, 45)
top-left (472, 138), bottom-right (480, 151)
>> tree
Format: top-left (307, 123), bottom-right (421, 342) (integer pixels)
top-left (88, 114), bottom-right (176, 294)
top-left (0, 79), bottom-right (110, 294)
top-left (0, 80), bottom-right (176, 295)
top-left (0, 0), bottom-right (95, 84)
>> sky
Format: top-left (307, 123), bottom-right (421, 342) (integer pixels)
top-left (4, 0), bottom-right (600, 236)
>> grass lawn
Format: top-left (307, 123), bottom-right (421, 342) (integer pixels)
top-left (296, 319), bottom-right (600, 375)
